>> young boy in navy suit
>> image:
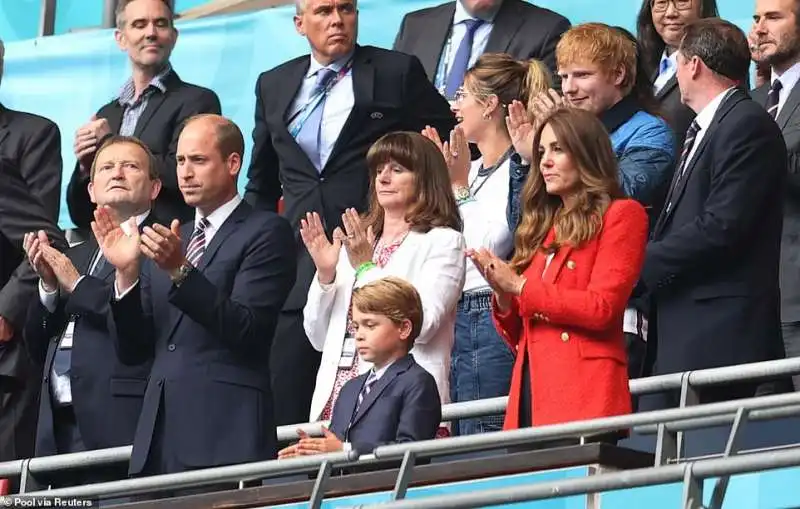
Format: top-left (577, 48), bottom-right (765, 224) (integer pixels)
top-left (279, 277), bottom-right (441, 457)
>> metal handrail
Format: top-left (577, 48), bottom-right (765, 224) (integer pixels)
top-left (15, 392), bottom-right (800, 499)
top-left (2, 356), bottom-right (800, 488)
top-left (358, 445), bottom-right (800, 509)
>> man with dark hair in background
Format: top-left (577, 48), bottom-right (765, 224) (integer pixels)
top-left (751, 0), bottom-right (800, 391)
top-left (641, 18), bottom-right (787, 407)
top-left (67, 0), bottom-right (220, 234)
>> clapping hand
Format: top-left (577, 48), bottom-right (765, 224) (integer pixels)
top-left (532, 89), bottom-right (566, 117)
top-left (38, 245), bottom-right (81, 294)
top-left (140, 221), bottom-right (184, 275)
top-left (300, 212), bottom-right (341, 284)
top-left (24, 230), bottom-right (57, 292)
top-left (506, 100), bottom-right (536, 164)
top-left (91, 206), bottom-right (141, 291)
top-left (423, 125), bottom-right (471, 187)
top-left (337, 208), bottom-right (375, 270)
top-left (466, 248), bottom-right (526, 311)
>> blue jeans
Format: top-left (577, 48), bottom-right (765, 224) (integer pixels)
top-left (450, 291), bottom-right (515, 435)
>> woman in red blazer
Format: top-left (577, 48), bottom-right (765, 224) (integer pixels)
top-left (468, 107), bottom-right (648, 431)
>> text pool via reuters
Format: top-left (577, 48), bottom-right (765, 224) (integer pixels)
top-left (0, 497), bottom-right (96, 508)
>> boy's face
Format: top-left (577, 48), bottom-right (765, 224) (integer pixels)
top-left (352, 308), bottom-right (411, 366)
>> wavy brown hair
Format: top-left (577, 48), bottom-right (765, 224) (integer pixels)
top-left (510, 108), bottom-right (624, 272)
top-left (364, 132), bottom-right (463, 238)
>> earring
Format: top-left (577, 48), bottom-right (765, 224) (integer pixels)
top-left (482, 111), bottom-right (491, 120)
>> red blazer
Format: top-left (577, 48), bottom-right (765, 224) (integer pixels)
top-left (493, 199), bottom-right (648, 428)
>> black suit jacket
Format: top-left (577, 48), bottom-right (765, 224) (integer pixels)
top-left (24, 219), bottom-right (156, 457)
top-left (0, 159), bottom-right (66, 461)
top-left (392, 0), bottom-right (570, 81)
top-left (329, 354), bottom-right (441, 455)
top-left (111, 202), bottom-right (296, 475)
top-left (752, 82), bottom-right (800, 323)
top-left (642, 89), bottom-right (786, 375)
top-left (655, 75), bottom-right (695, 149)
top-left (244, 44), bottom-right (454, 310)
top-left (66, 70), bottom-right (221, 229)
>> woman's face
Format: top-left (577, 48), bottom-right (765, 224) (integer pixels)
top-left (451, 84), bottom-right (486, 143)
top-left (652, 0), bottom-right (702, 50)
top-left (374, 160), bottom-right (416, 212)
top-left (538, 124), bottom-right (581, 199)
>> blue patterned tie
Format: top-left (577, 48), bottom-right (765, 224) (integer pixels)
top-left (295, 68), bottom-right (338, 171)
top-left (354, 371), bottom-right (378, 414)
top-left (445, 19), bottom-right (485, 99)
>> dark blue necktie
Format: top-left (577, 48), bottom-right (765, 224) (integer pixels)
top-left (445, 19), bottom-right (485, 99)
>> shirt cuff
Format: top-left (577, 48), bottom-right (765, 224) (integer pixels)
top-left (114, 279), bottom-right (139, 300)
top-left (39, 280), bottom-right (59, 313)
top-left (341, 442), bottom-right (352, 452)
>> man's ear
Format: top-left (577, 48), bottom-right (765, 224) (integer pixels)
top-left (88, 180), bottom-right (97, 205)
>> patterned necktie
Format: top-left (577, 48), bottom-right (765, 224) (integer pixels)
top-left (186, 217), bottom-right (210, 266)
top-left (766, 80), bottom-right (783, 119)
top-left (295, 67), bottom-right (338, 171)
top-left (444, 19), bottom-right (486, 99)
top-left (676, 120), bottom-right (700, 180)
top-left (354, 371), bottom-right (378, 414)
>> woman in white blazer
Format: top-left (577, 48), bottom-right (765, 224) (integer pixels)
top-left (301, 132), bottom-right (466, 424)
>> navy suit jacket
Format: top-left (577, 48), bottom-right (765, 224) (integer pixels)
top-left (110, 201), bottom-right (296, 475)
top-left (329, 354), bottom-right (441, 455)
top-left (642, 89), bottom-right (786, 376)
top-left (24, 222), bottom-right (155, 457)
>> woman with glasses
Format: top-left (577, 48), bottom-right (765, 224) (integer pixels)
top-left (637, 0), bottom-right (719, 146)
top-left (422, 53), bottom-right (551, 436)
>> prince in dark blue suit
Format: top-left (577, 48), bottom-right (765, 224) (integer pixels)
top-left (98, 115), bottom-right (296, 476)
top-left (279, 277), bottom-right (440, 458)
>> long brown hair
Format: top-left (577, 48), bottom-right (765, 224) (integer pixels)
top-left (364, 132), bottom-right (463, 238)
top-left (510, 108), bottom-right (624, 272)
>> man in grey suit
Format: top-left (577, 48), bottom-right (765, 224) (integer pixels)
top-left (393, 0), bottom-right (570, 99)
top-left (750, 0), bottom-right (800, 390)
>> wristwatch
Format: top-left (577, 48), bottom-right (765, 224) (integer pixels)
top-left (170, 261), bottom-right (194, 287)
top-left (453, 185), bottom-right (472, 203)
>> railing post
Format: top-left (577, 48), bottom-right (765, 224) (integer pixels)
top-left (681, 463), bottom-right (705, 509)
top-left (102, 0), bottom-right (119, 29)
top-left (655, 422), bottom-right (678, 467)
top-left (708, 407), bottom-right (749, 509)
top-left (678, 371), bottom-right (700, 460)
top-left (308, 460), bottom-right (332, 509)
top-left (38, 0), bottom-right (57, 37)
top-left (392, 450), bottom-right (417, 500)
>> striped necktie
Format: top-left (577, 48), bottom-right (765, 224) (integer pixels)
top-left (355, 371), bottom-right (378, 414)
top-left (676, 120), bottom-right (700, 179)
top-left (186, 217), bottom-right (210, 266)
top-left (766, 80), bottom-right (783, 119)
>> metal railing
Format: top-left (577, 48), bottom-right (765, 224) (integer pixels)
top-left (2, 356), bottom-right (800, 500)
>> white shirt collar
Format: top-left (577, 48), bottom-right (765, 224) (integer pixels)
top-left (693, 87), bottom-right (735, 131)
top-left (371, 359), bottom-right (397, 381)
top-left (660, 50), bottom-right (678, 72)
top-left (307, 50), bottom-right (354, 78)
top-left (196, 195), bottom-right (242, 232)
top-left (454, 0), bottom-right (496, 24)
top-left (120, 209), bottom-right (151, 236)
top-left (771, 60), bottom-right (800, 94)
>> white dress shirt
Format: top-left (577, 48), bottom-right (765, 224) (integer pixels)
top-left (288, 53), bottom-right (354, 169)
top-left (653, 50), bottom-right (678, 94)
top-left (683, 87), bottom-right (736, 170)
top-left (459, 157), bottom-right (513, 292)
top-left (770, 60), bottom-right (800, 117)
top-left (197, 194), bottom-right (242, 245)
top-left (434, 0), bottom-right (496, 92)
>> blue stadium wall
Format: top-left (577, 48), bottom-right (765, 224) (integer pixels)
top-left (0, 0), bottom-right (754, 229)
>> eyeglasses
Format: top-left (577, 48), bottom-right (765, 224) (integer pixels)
top-left (651, 0), bottom-right (694, 13)
top-left (453, 87), bottom-right (468, 104)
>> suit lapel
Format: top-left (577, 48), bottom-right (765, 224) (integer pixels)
top-left (542, 243), bottom-right (574, 285)
top-left (325, 47), bottom-right (374, 171)
top-left (418, 4), bottom-right (455, 80)
top-left (776, 83), bottom-right (800, 129)
top-left (133, 93), bottom-right (167, 138)
top-left (658, 91), bottom-right (743, 230)
top-left (349, 356), bottom-right (413, 428)
top-left (484, 1), bottom-right (524, 54)
top-left (656, 75), bottom-right (678, 100)
top-left (278, 59), bottom-right (311, 124)
top-left (0, 105), bottom-right (10, 149)
top-left (106, 102), bottom-right (124, 136)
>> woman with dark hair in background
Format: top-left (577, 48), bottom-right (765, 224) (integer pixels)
top-left (636, 0), bottom-right (719, 145)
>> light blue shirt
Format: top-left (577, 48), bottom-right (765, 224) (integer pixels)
top-left (288, 53), bottom-right (355, 170)
top-left (433, 0), bottom-right (496, 93)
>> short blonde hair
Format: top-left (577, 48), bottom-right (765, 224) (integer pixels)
top-left (556, 22), bottom-right (637, 96)
top-left (351, 277), bottom-right (423, 350)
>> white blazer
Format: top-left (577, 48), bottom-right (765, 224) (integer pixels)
top-left (303, 227), bottom-right (466, 422)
